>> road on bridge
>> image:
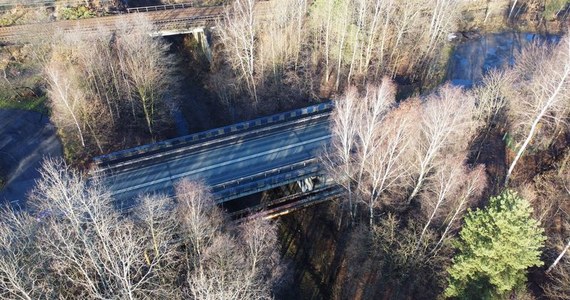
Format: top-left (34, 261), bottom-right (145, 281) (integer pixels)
top-left (95, 104), bottom-right (332, 208)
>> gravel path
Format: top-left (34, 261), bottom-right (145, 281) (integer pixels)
top-left (0, 109), bottom-right (62, 208)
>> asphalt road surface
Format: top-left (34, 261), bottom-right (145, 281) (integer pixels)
top-left (101, 115), bottom-right (331, 204)
top-left (0, 110), bottom-right (62, 207)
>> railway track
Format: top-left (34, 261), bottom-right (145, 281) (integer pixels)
top-left (0, 2), bottom-right (273, 43)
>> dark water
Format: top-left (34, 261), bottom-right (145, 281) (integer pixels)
top-left (446, 32), bottom-right (561, 88)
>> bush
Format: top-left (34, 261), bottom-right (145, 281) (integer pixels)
top-left (59, 5), bottom-right (95, 20)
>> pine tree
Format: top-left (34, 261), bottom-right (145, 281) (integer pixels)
top-left (445, 190), bottom-right (546, 299)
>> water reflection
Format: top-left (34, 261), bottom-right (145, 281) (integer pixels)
top-left (446, 32), bottom-right (560, 88)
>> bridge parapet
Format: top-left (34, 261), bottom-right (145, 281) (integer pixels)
top-left (93, 101), bottom-right (333, 168)
top-left (212, 159), bottom-right (322, 203)
top-left (127, 3), bottom-right (196, 13)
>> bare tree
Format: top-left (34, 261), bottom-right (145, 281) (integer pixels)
top-left (548, 240), bottom-right (570, 273)
top-left (474, 69), bottom-right (514, 127)
top-left (505, 36), bottom-right (570, 184)
top-left (430, 165), bottom-right (487, 254)
top-left (115, 15), bottom-right (175, 136)
top-left (325, 80), bottom-right (397, 222)
top-left (544, 203), bottom-right (570, 300)
top-left (217, 0), bottom-right (259, 104)
top-left (187, 219), bottom-right (280, 300)
top-left (416, 156), bottom-right (466, 248)
top-left (472, 69), bottom-right (515, 161)
top-left (0, 208), bottom-right (44, 300)
top-left (43, 16), bottom-right (175, 157)
top-left (28, 159), bottom-right (176, 299)
top-left (257, 0), bottom-right (306, 79)
top-left (359, 98), bottom-right (417, 225)
top-left (326, 82), bottom-right (480, 227)
top-left (175, 179), bottom-right (224, 262)
top-left (325, 86), bottom-right (360, 220)
top-left (44, 60), bottom-right (87, 147)
top-left (0, 158), bottom-right (286, 299)
top-left (174, 178), bottom-right (284, 299)
top-left (546, 169), bottom-right (570, 273)
top-left (407, 84), bottom-right (478, 202)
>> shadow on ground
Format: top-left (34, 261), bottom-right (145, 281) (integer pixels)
top-left (0, 109), bottom-right (62, 207)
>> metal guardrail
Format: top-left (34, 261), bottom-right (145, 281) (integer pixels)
top-left (230, 184), bottom-right (343, 219)
top-left (238, 185), bottom-right (345, 221)
top-left (126, 3), bottom-right (195, 13)
top-left (93, 101), bottom-right (333, 167)
top-left (212, 160), bottom-right (323, 203)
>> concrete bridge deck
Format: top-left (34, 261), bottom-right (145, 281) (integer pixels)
top-left (93, 102), bottom-right (333, 209)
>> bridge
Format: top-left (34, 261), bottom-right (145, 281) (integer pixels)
top-left (93, 102), bottom-right (343, 216)
top-left (0, 1), bottom-right (274, 43)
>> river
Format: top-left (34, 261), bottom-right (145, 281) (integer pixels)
top-left (446, 31), bottom-right (561, 87)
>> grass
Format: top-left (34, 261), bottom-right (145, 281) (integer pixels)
top-left (0, 95), bottom-right (47, 113)
top-left (543, 0), bottom-right (570, 21)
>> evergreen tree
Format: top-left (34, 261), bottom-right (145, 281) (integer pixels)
top-left (445, 190), bottom-right (546, 299)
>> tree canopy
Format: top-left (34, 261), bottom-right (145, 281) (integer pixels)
top-left (445, 190), bottom-right (546, 299)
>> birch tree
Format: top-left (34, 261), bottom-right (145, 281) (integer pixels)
top-left (175, 179), bottom-right (224, 262)
top-left (430, 165), bottom-right (487, 254)
top-left (44, 61), bottom-right (87, 147)
top-left (325, 79), bottom-right (398, 222)
top-left (115, 15), bottom-right (175, 136)
top-left (359, 99), bottom-right (417, 225)
top-left (217, 0), bottom-right (259, 104)
top-left (407, 85), bottom-right (478, 202)
top-left (29, 159), bottom-right (176, 299)
top-left (416, 156), bottom-right (466, 248)
top-left (505, 36), bottom-right (570, 184)
top-left (325, 87), bottom-right (360, 219)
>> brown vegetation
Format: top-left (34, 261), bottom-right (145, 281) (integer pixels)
top-left (0, 159), bottom-right (284, 299)
top-left (43, 14), bottom-right (177, 161)
top-left (317, 30), bottom-right (569, 298)
top-left (1, 1), bottom-right (570, 299)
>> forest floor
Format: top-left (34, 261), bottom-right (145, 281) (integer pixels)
top-left (0, 109), bottom-right (62, 207)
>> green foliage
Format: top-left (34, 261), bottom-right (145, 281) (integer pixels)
top-left (445, 190), bottom-right (546, 299)
top-left (0, 17), bottom-right (14, 27)
top-left (60, 5), bottom-right (95, 20)
top-left (0, 95), bottom-right (46, 112)
top-left (543, 0), bottom-right (570, 21)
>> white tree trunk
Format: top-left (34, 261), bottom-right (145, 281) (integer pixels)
top-left (546, 239), bottom-right (570, 273)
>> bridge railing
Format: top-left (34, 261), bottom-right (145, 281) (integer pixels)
top-left (234, 184), bottom-right (345, 221)
top-left (126, 3), bottom-right (195, 13)
top-left (93, 101), bottom-right (333, 168)
top-left (212, 159), bottom-right (323, 203)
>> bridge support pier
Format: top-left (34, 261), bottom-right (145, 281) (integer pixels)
top-left (297, 177), bottom-right (316, 193)
top-left (194, 28), bottom-right (212, 63)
